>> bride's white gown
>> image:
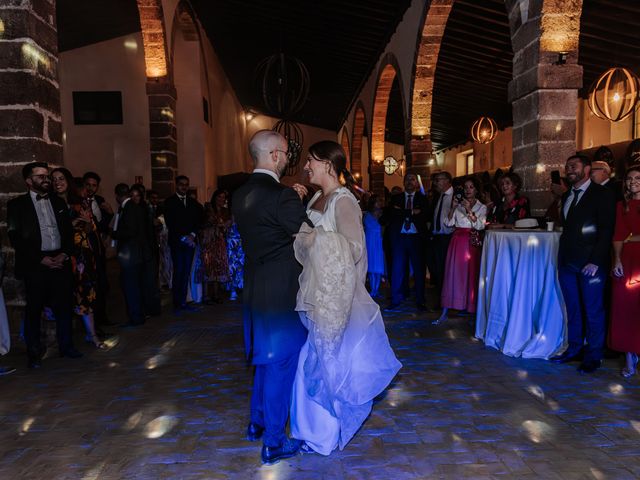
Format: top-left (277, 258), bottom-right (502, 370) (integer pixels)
top-left (290, 187), bottom-right (402, 455)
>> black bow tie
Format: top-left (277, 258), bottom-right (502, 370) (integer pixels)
top-left (36, 193), bottom-right (49, 201)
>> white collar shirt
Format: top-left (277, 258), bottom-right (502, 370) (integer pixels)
top-left (563, 179), bottom-right (591, 218)
top-left (29, 190), bottom-right (61, 251)
top-left (253, 168), bottom-right (280, 183)
top-left (433, 186), bottom-right (454, 235)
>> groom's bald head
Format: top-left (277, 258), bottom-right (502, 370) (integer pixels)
top-left (249, 130), bottom-right (289, 178)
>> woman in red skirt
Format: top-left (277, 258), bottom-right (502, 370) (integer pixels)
top-left (610, 165), bottom-right (640, 378)
top-left (435, 177), bottom-right (487, 325)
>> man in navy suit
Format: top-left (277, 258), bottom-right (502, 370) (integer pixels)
top-left (232, 130), bottom-right (308, 464)
top-left (163, 175), bottom-right (204, 314)
top-left (381, 172), bottom-right (429, 311)
top-left (551, 154), bottom-right (616, 373)
top-left (7, 162), bottom-right (82, 368)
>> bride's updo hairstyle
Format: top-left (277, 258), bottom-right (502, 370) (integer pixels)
top-left (308, 140), bottom-right (357, 187)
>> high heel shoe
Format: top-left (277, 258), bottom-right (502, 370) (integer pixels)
top-left (621, 353), bottom-right (638, 378)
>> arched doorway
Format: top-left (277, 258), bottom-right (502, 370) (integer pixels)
top-left (351, 104), bottom-right (369, 189)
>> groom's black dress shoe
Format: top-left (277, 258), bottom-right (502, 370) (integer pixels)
top-left (246, 422), bottom-right (264, 442)
top-left (261, 438), bottom-right (301, 465)
top-left (578, 359), bottom-right (601, 374)
top-left (550, 351), bottom-right (581, 364)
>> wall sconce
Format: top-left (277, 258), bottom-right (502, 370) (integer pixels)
top-left (244, 109), bottom-right (257, 122)
top-left (554, 51), bottom-right (568, 65)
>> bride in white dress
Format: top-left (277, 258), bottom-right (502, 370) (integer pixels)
top-left (290, 141), bottom-right (401, 455)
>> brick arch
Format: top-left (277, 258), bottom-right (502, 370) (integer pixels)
top-left (350, 103), bottom-right (368, 179)
top-left (340, 128), bottom-right (351, 167)
top-left (410, 0), bottom-right (454, 158)
top-left (371, 54), bottom-right (406, 164)
top-left (135, 0), bottom-right (169, 78)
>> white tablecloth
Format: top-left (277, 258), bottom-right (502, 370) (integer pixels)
top-left (475, 230), bottom-right (567, 359)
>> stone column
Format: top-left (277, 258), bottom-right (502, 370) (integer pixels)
top-left (147, 81), bottom-right (177, 198)
top-left (0, 0), bottom-right (62, 306)
top-left (507, 1), bottom-right (583, 216)
top-left (408, 135), bottom-right (433, 182)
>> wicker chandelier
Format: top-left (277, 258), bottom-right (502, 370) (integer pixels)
top-left (588, 67), bottom-right (639, 122)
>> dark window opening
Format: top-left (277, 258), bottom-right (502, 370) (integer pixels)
top-left (73, 91), bottom-right (123, 125)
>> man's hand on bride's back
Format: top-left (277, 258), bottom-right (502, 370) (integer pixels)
top-left (291, 183), bottom-right (308, 200)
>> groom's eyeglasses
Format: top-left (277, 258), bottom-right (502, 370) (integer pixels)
top-left (270, 149), bottom-right (292, 161)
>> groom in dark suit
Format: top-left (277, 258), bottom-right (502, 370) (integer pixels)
top-left (7, 162), bottom-right (82, 368)
top-left (551, 154), bottom-right (616, 373)
top-left (232, 130), bottom-right (308, 464)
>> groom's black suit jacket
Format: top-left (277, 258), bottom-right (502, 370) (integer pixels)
top-left (232, 173), bottom-right (309, 364)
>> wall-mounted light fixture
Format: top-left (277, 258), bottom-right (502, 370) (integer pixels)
top-left (554, 51), bottom-right (568, 65)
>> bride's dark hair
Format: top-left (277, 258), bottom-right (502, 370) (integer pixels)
top-left (308, 140), bottom-right (356, 187)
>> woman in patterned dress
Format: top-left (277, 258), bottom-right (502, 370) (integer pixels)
top-left (486, 172), bottom-right (530, 228)
top-left (199, 189), bottom-right (231, 303)
top-left (225, 219), bottom-right (244, 301)
top-left (67, 178), bottom-right (106, 349)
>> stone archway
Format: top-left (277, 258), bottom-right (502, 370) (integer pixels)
top-left (371, 55), bottom-right (406, 195)
top-left (409, 0), bottom-right (454, 175)
top-left (351, 103), bottom-right (368, 186)
top-left (506, 0), bottom-right (584, 214)
top-left (340, 128), bottom-right (351, 168)
top-left (135, 0), bottom-right (177, 198)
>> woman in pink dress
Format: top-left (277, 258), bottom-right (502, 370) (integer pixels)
top-left (609, 165), bottom-right (640, 378)
top-left (435, 177), bottom-right (487, 324)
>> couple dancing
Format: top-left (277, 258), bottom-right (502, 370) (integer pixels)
top-left (232, 131), bottom-right (401, 464)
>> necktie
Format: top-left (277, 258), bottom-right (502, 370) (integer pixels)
top-left (568, 188), bottom-right (581, 215)
top-left (178, 195), bottom-right (186, 206)
top-left (406, 194), bottom-right (413, 211)
top-left (36, 193), bottom-right (48, 201)
top-left (435, 195), bottom-right (444, 232)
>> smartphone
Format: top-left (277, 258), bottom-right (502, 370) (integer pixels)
top-left (551, 170), bottom-right (561, 185)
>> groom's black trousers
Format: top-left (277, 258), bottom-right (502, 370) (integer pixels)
top-left (250, 352), bottom-right (299, 447)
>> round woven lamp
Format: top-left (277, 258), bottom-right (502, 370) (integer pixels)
top-left (588, 67), bottom-right (639, 122)
top-left (471, 116), bottom-right (498, 144)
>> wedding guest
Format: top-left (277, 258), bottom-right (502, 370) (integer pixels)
top-left (0, 252), bottom-right (16, 375)
top-left (68, 178), bottom-right (106, 349)
top-left (551, 154), bottom-right (616, 373)
top-left (51, 168), bottom-right (74, 206)
top-left (610, 165), bottom-right (640, 378)
top-left (381, 172), bottom-right (428, 311)
top-left (363, 194), bottom-right (385, 298)
top-left (381, 186), bottom-right (403, 295)
top-left (429, 171), bottom-right (454, 310)
top-left (7, 162), bottom-right (82, 368)
top-left (83, 172), bottom-right (113, 328)
top-left (130, 184), bottom-right (161, 316)
top-left (164, 176), bottom-right (204, 314)
top-left (199, 189), bottom-right (231, 304)
top-left (434, 178), bottom-right (486, 324)
top-left (591, 160), bottom-right (623, 201)
top-left (487, 172), bottom-right (530, 227)
top-left (225, 213), bottom-right (245, 302)
top-left (544, 177), bottom-right (569, 223)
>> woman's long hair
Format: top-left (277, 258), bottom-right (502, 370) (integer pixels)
top-left (67, 177), bottom-right (86, 206)
top-left (307, 140), bottom-right (361, 193)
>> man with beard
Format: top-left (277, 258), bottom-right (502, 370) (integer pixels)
top-left (7, 162), bottom-right (82, 368)
top-left (551, 154), bottom-right (616, 373)
top-left (232, 130), bottom-right (308, 464)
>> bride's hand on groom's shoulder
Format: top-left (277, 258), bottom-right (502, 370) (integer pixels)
top-left (291, 183), bottom-right (308, 200)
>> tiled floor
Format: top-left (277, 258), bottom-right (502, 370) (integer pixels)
top-left (1, 285), bottom-right (640, 479)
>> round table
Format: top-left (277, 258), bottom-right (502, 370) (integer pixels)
top-left (474, 229), bottom-right (567, 359)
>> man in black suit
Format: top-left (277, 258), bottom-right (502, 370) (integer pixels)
top-left (590, 161), bottom-right (623, 201)
top-left (381, 172), bottom-right (428, 311)
top-left (551, 154), bottom-right (616, 373)
top-left (7, 162), bottom-right (82, 368)
top-left (428, 171), bottom-right (454, 310)
top-left (163, 176), bottom-right (204, 314)
top-left (112, 184), bottom-right (158, 326)
top-left (83, 171), bottom-right (114, 328)
top-left (232, 130), bottom-right (308, 464)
